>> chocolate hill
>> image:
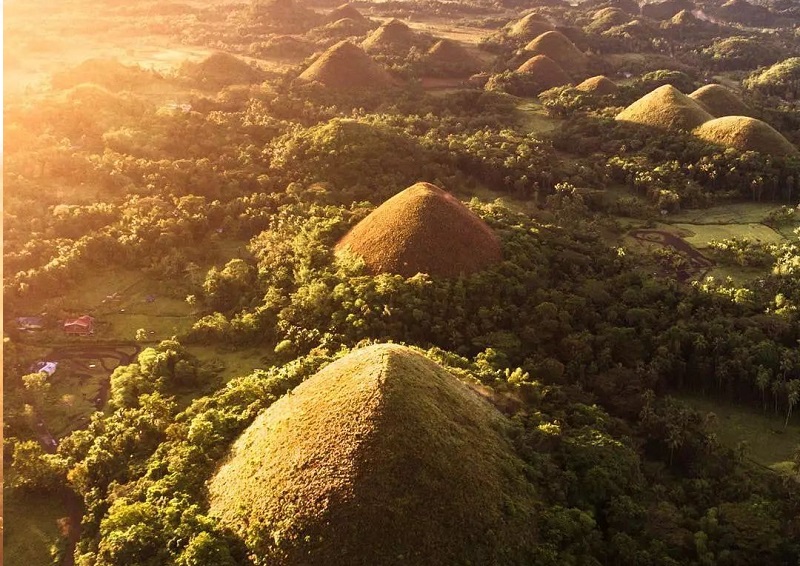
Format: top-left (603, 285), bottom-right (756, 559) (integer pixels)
top-left (576, 75), bottom-right (619, 95)
top-left (616, 84), bottom-right (713, 132)
top-left (296, 41), bottom-right (394, 90)
top-left (208, 343), bottom-right (537, 565)
top-left (694, 116), bottom-right (799, 157)
top-left (524, 31), bottom-right (588, 74)
top-left (180, 52), bottom-right (265, 88)
top-left (335, 182), bottom-right (502, 277)
top-left (362, 19), bottom-right (417, 54)
top-left (517, 55), bottom-right (572, 90)
top-left (506, 13), bottom-right (554, 40)
top-left (688, 84), bottom-right (751, 117)
top-left (424, 39), bottom-right (480, 76)
top-left (641, 0), bottom-right (695, 20)
top-left (326, 3), bottom-right (367, 22)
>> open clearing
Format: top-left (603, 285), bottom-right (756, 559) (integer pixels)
top-left (680, 394), bottom-right (800, 476)
top-left (4, 489), bottom-right (67, 566)
top-left (673, 222), bottom-right (785, 247)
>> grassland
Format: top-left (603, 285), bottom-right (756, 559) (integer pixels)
top-left (673, 222), bottom-right (785, 247)
top-left (4, 489), bottom-right (66, 566)
top-left (679, 394), bottom-right (800, 476)
top-left (516, 99), bottom-right (561, 134)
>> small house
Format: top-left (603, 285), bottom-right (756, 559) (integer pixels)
top-left (31, 361), bottom-right (58, 376)
top-left (64, 315), bottom-right (95, 336)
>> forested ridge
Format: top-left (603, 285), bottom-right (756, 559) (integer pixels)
top-left (4, 0), bottom-right (800, 564)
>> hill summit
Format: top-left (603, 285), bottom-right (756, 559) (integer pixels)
top-left (524, 30), bottom-right (588, 74)
top-left (694, 116), bottom-right (799, 157)
top-left (297, 41), bottom-right (393, 90)
top-left (208, 343), bottom-right (537, 565)
top-left (688, 84), bottom-right (751, 117)
top-left (616, 84), bottom-right (713, 132)
top-left (335, 182), bottom-right (502, 277)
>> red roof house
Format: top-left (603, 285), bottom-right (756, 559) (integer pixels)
top-left (64, 315), bottom-right (95, 335)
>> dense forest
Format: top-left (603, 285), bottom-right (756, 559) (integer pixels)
top-left (4, 0), bottom-right (800, 564)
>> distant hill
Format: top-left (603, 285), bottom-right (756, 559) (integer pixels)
top-left (297, 41), bottom-right (394, 90)
top-left (616, 84), bottom-right (713, 131)
top-left (335, 182), bottom-right (502, 277)
top-left (694, 116), bottom-right (798, 157)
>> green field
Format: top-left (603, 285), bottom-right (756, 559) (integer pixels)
top-left (673, 222), bottom-right (786, 248)
top-left (4, 489), bottom-right (66, 566)
top-left (516, 100), bottom-right (561, 135)
top-left (680, 395), bottom-right (800, 475)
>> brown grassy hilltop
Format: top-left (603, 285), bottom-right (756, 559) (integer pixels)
top-left (208, 343), bottom-right (538, 565)
top-left (297, 40), bottom-right (393, 89)
top-left (326, 2), bottom-right (367, 22)
top-left (586, 7), bottom-right (631, 32)
top-left (425, 39), bottom-right (480, 75)
top-left (517, 54), bottom-right (572, 89)
top-left (688, 84), bottom-right (751, 117)
top-left (335, 182), bottom-right (502, 277)
top-left (694, 116), bottom-right (799, 157)
top-left (181, 52), bottom-right (265, 88)
top-left (616, 84), bottom-right (713, 132)
top-left (576, 75), bottom-right (619, 95)
top-left (506, 13), bottom-right (554, 39)
top-left (362, 18), bottom-right (417, 53)
top-left (524, 31), bottom-right (588, 74)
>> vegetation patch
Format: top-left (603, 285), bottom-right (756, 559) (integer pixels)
top-left (672, 222), bottom-right (786, 248)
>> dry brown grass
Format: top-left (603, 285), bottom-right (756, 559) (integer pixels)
top-left (693, 116), bottom-right (799, 157)
top-left (688, 84), bottom-right (751, 117)
top-left (361, 18), bottom-right (417, 53)
top-left (523, 31), bottom-right (588, 74)
top-left (616, 84), bottom-right (713, 132)
top-left (586, 8), bottom-right (630, 32)
top-left (575, 75), bottom-right (619, 94)
top-left (326, 3), bottom-right (367, 22)
top-left (181, 52), bottom-right (265, 88)
top-left (517, 55), bottom-right (572, 89)
top-left (425, 39), bottom-right (480, 74)
top-left (335, 182), bottom-right (502, 277)
top-left (208, 343), bottom-right (537, 565)
top-left (506, 13), bottom-right (554, 40)
top-left (297, 41), bottom-right (394, 90)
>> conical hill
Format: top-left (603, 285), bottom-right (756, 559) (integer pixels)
top-left (297, 40), bottom-right (393, 89)
top-left (688, 84), bottom-right (751, 117)
top-left (208, 343), bottom-right (538, 565)
top-left (693, 116), bottom-right (798, 157)
top-left (335, 182), bottom-right (502, 277)
top-left (524, 30), bottom-right (588, 74)
top-left (616, 84), bottom-right (713, 131)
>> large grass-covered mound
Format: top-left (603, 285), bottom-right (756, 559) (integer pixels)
top-left (616, 84), bottom-right (713, 132)
top-left (361, 19), bottom-right (417, 53)
top-left (208, 343), bottom-right (538, 565)
top-left (693, 116), bottom-right (799, 157)
top-left (517, 55), bottom-right (572, 89)
top-left (181, 52), bottom-right (265, 88)
top-left (688, 84), bottom-right (750, 117)
top-left (575, 75), bottom-right (619, 94)
top-left (641, 0), bottom-right (695, 20)
top-left (335, 182), bottom-right (502, 277)
top-left (506, 13), bottom-right (554, 40)
top-left (326, 3), bottom-right (367, 22)
top-left (297, 41), bottom-right (393, 89)
top-left (524, 31), bottom-right (588, 74)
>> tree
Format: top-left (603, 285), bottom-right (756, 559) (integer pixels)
top-left (10, 439), bottom-right (68, 492)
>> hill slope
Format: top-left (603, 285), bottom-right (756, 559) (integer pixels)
top-left (616, 84), bottom-right (713, 132)
top-left (335, 182), bottom-right (502, 277)
top-left (208, 343), bottom-right (538, 565)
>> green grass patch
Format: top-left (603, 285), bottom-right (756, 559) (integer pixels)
top-left (186, 345), bottom-right (274, 383)
top-left (57, 268), bottom-right (143, 313)
top-left (3, 489), bottom-right (66, 566)
top-left (673, 222), bottom-right (785, 248)
top-left (515, 100), bottom-right (561, 135)
top-left (102, 313), bottom-right (195, 342)
top-left (678, 394), bottom-right (800, 474)
top-left (669, 202), bottom-right (789, 225)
